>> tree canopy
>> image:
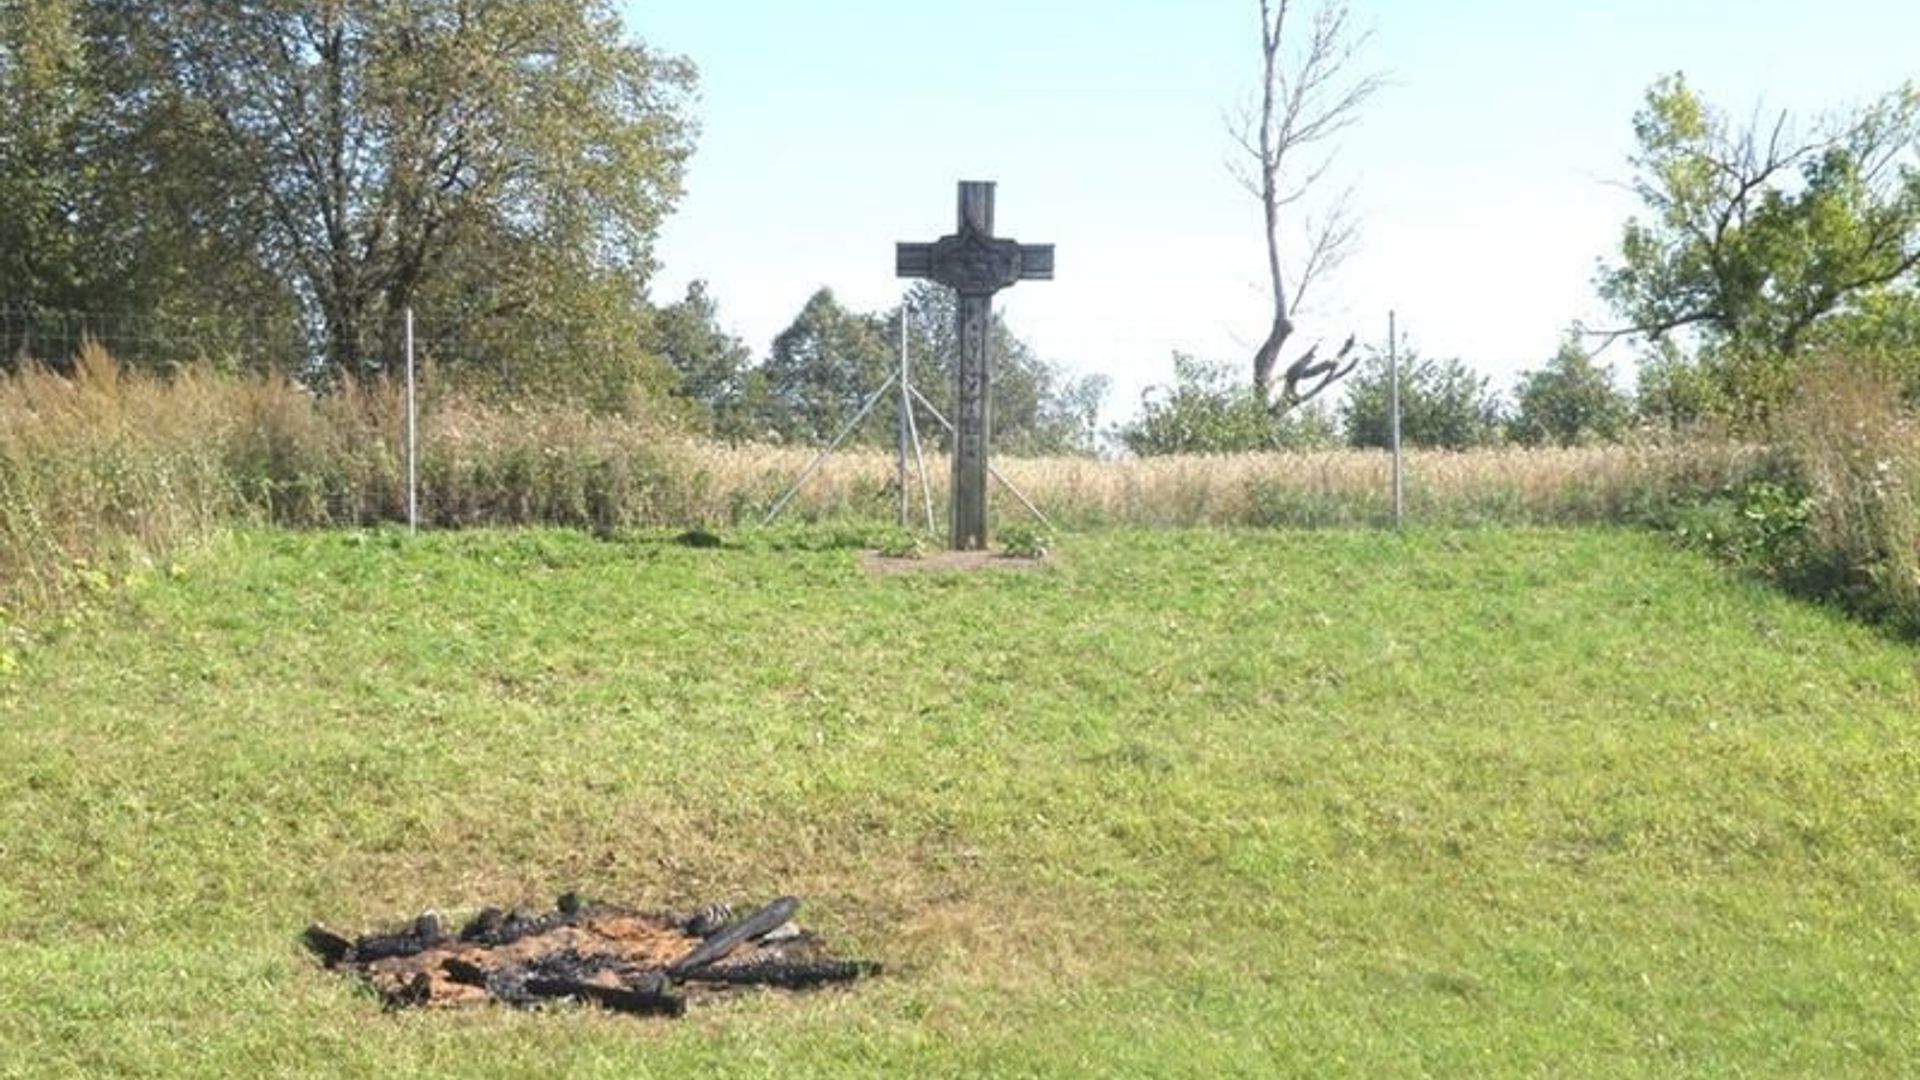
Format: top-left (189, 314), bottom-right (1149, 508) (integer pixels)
top-left (651, 279), bottom-right (754, 435)
top-left (1511, 337), bottom-right (1631, 447)
top-left (1342, 349), bottom-right (1503, 451)
top-left (1599, 73), bottom-right (1920, 422)
top-left (760, 288), bottom-right (895, 446)
top-left (715, 285), bottom-right (1104, 455)
top-left (1118, 353), bottom-right (1337, 455)
top-left (896, 283), bottom-right (1107, 456)
top-left (2, 0), bottom-right (696, 401)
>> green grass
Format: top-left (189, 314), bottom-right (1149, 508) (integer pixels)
top-left (1, 527), bottom-right (1916, 1077)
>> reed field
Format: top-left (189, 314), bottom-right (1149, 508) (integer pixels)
top-left (4, 349), bottom-right (1917, 630)
top-left (1, 350), bottom-right (1782, 622)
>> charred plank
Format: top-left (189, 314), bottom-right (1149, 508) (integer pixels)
top-left (668, 896), bottom-right (801, 974)
top-left (382, 972), bottom-right (434, 1011)
top-left (351, 912), bottom-right (448, 963)
top-left (441, 957), bottom-right (491, 987)
top-left (680, 902), bottom-right (734, 938)
top-left (676, 958), bottom-right (881, 990)
top-left (458, 906), bottom-right (564, 947)
top-left (302, 924), bottom-right (354, 968)
top-left (520, 977), bottom-right (685, 1017)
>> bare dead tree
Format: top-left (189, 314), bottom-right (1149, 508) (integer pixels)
top-left (1231, 0), bottom-right (1381, 415)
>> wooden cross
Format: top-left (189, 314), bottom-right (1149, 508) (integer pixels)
top-left (896, 181), bottom-right (1054, 550)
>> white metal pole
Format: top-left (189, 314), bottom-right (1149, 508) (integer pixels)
top-left (1389, 309), bottom-right (1403, 530)
top-left (406, 307), bottom-right (418, 533)
top-left (897, 302), bottom-right (910, 527)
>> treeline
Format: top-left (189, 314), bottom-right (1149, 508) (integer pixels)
top-left (0, 1), bottom-right (1103, 452)
top-left (1119, 338), bottom-right (1629, 456)
top-left (657, 282), bottom-right (1107, 455)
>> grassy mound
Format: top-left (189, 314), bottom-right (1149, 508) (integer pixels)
top-left (0, 528), bottom-right (1914, 1076)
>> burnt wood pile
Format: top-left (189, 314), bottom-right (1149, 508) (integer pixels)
top-left (303, 893), bottom-right (879, 1017)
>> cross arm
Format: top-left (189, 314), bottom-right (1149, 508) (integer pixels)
top-left (897, 243), bottom-right (936, 279)
top-left (1017, 244), bottom-right (1054, 281)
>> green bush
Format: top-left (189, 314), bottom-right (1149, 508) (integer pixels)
top-left (1118, 353), bottom-right (1337, 455)
top-left (874, 527), bottom-right (927, 559)
top-left (1669, 480), bottom-right (1816, 579)
top-left (998, 522), bottom-right (1051, 559)
top-left (1343, 350), bottom-right (1506, 450)
top-left (1512, 337), bottom-right (1631, 447)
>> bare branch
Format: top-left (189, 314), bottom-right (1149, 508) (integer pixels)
top-left (1291, 194), bottom-right (1357, 314)
top-left (1234, 0), bottom-right (1381, 404)
top-left (1582, 309), bottom-right (1725, 347)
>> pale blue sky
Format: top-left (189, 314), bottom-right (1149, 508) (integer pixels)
top-left (624, 1), bottom-right (1918, 420)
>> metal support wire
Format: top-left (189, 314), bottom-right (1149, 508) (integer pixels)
top-left (906, 385), bottom-right (1054, 531)
top-left (762, 371), bottom-right (900, 525)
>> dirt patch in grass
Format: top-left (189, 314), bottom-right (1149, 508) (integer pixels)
top-left (860, 550), bottom-right (1055, 575)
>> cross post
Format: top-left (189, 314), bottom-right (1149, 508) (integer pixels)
top-left (896, 181), bottom-right (1054, 550)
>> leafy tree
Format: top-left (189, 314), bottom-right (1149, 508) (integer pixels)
top-left (0, 0), bottom-right (90, 319)
top-left (408, 232), bottom-right (680, 410)
top-left (650, 279), bottom-right (753, 435)
top-left (92, 0), bottom-right (696, 389)
top-left (1342, 349), bottom-right (1504, 450)
top-left (1118, 353), bottom-right (1337, 455)
top-left (2, 0), bottom-right (299, 371)
top-left (1599, 74), bottom-right (1920, 422)
top-left (1805, 287), bottom-right (1920, 398)
top-left (761, 288), bottom-right (895, 444)
top-left (752, 283), bottom-right (1107, 453)
top-left (1511, 336), bottom-right (1630, 446)
top-left (1632, 338), bottom-right (1728, 431)
top-left (2, 0), bottom-right (696, 394)
top-left (1041, 369), bottom-right (1112, 457)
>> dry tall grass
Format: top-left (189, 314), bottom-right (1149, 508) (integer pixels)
top-left (1778, 362), bottom-right (1920, 624)
top-left (1, 349), bottom-right (1769, 619)
top-left (1, 344), bottom-right (233, 613)
top-left (0, 347), bottom-right (699, 614)
top-left (700, 442), bottom-right (1765, 530)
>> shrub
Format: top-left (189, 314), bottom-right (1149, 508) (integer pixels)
top-left (1512, 337), bottom-right (1631, 447)
top-left (998, 522), bottom-right (1051, 559)
top-left (874, 527), bottom-right (927, 559)
top-left (1343, 350), bottom-right (1506, 450)
top-left (1668, 479), bottom-right (1817, 582)
top-left (1118, 353), bottom-right (1337, 455)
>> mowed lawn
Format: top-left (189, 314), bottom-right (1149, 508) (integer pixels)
top-left (0, 527), bottom-right (1915, 1078)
